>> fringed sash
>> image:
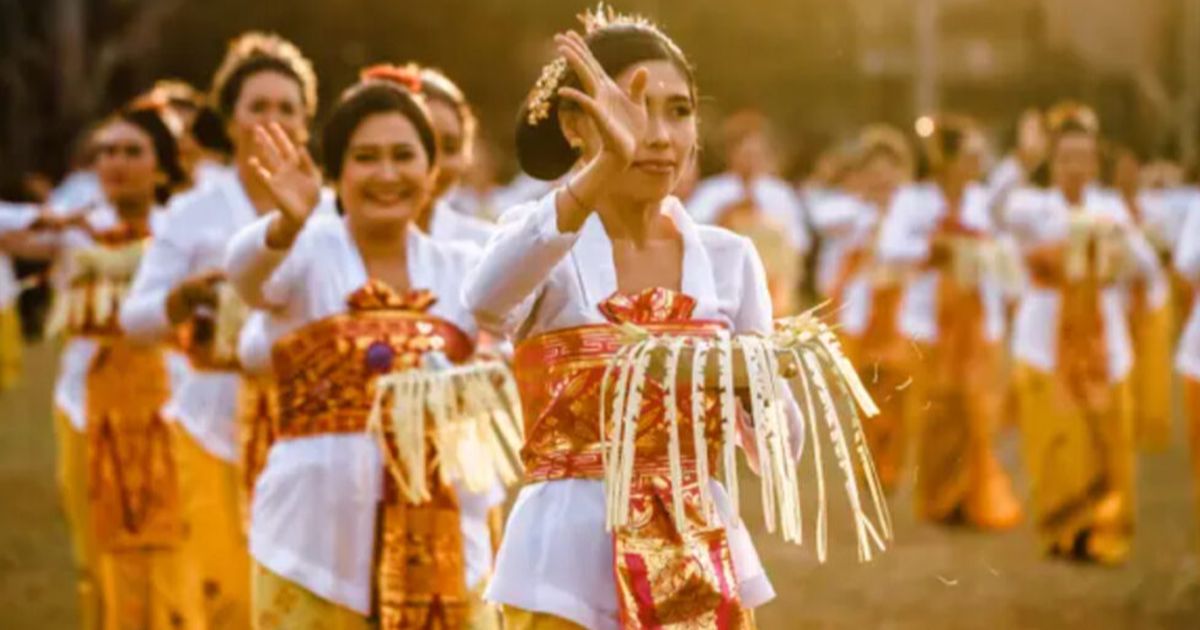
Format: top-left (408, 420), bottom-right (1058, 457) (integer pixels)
top-left (270, 279), bottom-right (473, 629)
top-left (512, 288), bottom-right (890, 629)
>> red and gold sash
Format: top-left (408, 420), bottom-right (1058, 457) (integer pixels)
top-left (81, 228), bottom-right (183, 551)
top-left (270, 279), bottom-right (473, 628)
top-left (513, 287), bottom-right (747, 629)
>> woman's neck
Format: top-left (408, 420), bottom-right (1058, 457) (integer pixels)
top-left (236, 156), bottom-right (281, 214)
top-left (114, 197), bottom-right (153, 233)
top-left (1057, 181), bottom-right (1087, 207)
top-left (937, 176), bottom-right (966, 213)
top-left (595, 195), bottom-right (666, 246)
top-left (348, 216), bottom-right (409, 276)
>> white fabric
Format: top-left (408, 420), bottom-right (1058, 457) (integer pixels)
top-left (48, 170), bottom-right (103, 213)
top-left (463, 193), bottom-right (783, 630)
top-left (427, 199), bottom-right (495, 248)
top-left (0, 202), bottom-right (39, 308)
top-left (225, 212), bottom-right (492, 613)
top-left (809, 193), bottom-right (877, 298)
top-left (50, 205), bottom-right (119, 430)
top-left (120, 169), bottom-right (336, 461)
top-left (876, 183), bottom-right (1006, 344)
top-left (687, 173), bottom-right (811, 253)
top-left (1000, 186), bottom-right (1159, 380)
top-left (1172, 190), bottom-right (1200, 378)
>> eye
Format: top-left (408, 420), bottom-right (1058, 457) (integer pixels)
top-left (279, 102), bottom-right (297, 117)
top-left (126, 144), bottom-right (145, 158)
top-left (671, 103), bottom-right (694, 119)
top-left (391, 145), bottom-right (417, 162)
top-left (350, 147), bottom-right (380, 163)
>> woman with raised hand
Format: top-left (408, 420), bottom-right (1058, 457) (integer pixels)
top-left (119, 32), bottom-right (325, 630)
top-left (225, 65), bottom-right (503, 629)
top-left (463, 9), bottom-right (806, 629)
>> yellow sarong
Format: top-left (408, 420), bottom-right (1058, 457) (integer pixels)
top-left (54, 409), bottom-right (101, 630)
top-left (1129, 293), bottom-right (1172, 451)
top-left (1014, 363), bottom-right (1134, 564)
top-left (253, 565), bottom-right (499, 630)
top-left (0, 304), bottom-right (21, 389)
top-left (175, 425), bottom-right (252, 630)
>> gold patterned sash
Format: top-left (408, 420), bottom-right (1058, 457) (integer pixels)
top-left (269, 279), bottom-right (473, 628)
top-left (514, 289), bottom-right (747, 629)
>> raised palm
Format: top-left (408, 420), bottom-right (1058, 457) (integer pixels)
top-left (555, 31), bottom-right (648, 166)
top-left (248, 122), bottom-right (321, 227)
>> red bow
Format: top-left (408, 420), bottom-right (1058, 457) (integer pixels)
top-left (598, 287), bottom-right (697, 324)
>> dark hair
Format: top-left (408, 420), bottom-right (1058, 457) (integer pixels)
top-left (923, 115), bottom-right (975, 173)
top-left (211, 32), bottom-right (318, 121)
top-left (118, 106), bottom-right (185, 204)
top-left (190, 105), bottom-right (234, 155)
top-left (321, 82), bottom-right (439, 180)
top-left (516, 23), bottom-right (696, 181)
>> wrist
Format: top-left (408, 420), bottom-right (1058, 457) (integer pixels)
top-left (265, 211), bottom-right (302, 250)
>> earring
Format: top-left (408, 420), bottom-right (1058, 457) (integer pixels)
top-left (567, 137), bottom-right (583, 151)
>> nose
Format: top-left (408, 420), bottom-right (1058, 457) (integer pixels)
top-left (378, 156), bottom-right (402, 180)
top-left (644, 111), bottom-right (670, 148)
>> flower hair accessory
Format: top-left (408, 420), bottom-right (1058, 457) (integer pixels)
top-left (523, 2), bottom-right (670, 126)
top-left (361, 63), bottom-right (423, 94)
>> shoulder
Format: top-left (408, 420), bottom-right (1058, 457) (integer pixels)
top-left (1006, 186), bottom-right (1048, 209)
top-left (696, 224), bottom-right (757, 269)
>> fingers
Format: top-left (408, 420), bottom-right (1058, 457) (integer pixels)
top-left (566, 31), bottom-right (606, 83)
top-left (298, 145), bottom-right (319, 176)
top-left (556, 34), bottom-right (597, 95)
top-left (253, 126), bottom-right (285, 173)
top-left (247, 156), bottom-right (276, 192)
top-left (268, 122), bottom-right (299, 166)
top-left (557, 87), bottom-right (604, 123)
top-left (627, 67), bottom-right (649, 104)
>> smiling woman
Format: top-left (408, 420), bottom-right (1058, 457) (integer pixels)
top-left (224, 65), bottom-right (506, 629)
top-left (462, 7), bottom-right (803, 630)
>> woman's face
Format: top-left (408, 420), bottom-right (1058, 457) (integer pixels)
top-left (338, 112), bottom-right (434, 230)
top-left (228, 71), bottom-right (309, 161)
top-left (427, 98), bottom-right (471, 199)
top-left (1051, 132), bottom-right (1098, 193)
top-left (95, 119), bottom-right (159, 209)
top-left (942, 131), bottom-right (985, 186)
top-left (859, 153), bottom-right (906, 206)
top-left (569, 59), bottom-right (698, 204)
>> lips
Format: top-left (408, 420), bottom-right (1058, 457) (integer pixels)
top-left (632, 159), bottom-right (675, 175)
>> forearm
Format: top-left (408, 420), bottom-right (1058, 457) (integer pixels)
top-left (225, 213), bottom-right (292, 309)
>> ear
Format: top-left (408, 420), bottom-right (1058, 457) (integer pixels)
top-left (557, 107), bottom-right (587, 152)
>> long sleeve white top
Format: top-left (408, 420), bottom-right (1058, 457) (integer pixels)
top-left (224, 211), bottom-right (499, 614)
top-left (1000, 186), bottom-right (1159, 381)
top-left (876, 182), bottom-right (1006, 344)
top-left (462, 193), bottom-right (784, 630)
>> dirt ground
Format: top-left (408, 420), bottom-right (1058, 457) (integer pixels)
top-left (2, 343), bottom-right (1200, 629)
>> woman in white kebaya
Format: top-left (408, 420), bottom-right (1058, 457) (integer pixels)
top-left (225, 65), bottom-right (500, 629)
top-left (462, 11), bottom-right (813, 630)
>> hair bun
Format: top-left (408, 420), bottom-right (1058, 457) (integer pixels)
top-left (360, 64), bottom-right (423, 94)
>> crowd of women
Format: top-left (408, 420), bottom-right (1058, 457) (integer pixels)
top-left (0, 5), bottom-right (1199, 630)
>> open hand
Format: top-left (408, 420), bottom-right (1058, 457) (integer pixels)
top-left (249, 123), bottom-right (321, 232)
top-left (554, 30), bottom-right (649, 168)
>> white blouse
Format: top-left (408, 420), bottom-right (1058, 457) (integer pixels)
top-left (808, 194), bottom-right (883, 336)
top-left (463, 193), bottom-right (783, 630)
top-left (876, 183), bottom-right (1006, 344)
top-left (1000, 186), bottom-right (1159, 380)
top-left (1171, 191), bottom-right (1200, 378)
top-left (687, 173), bottom-right (811, 254)
top-left (225, 212), bottom-right (498, 614)
top-left (121, 169), bottom-right (336, 461)
top-left (427, 199), bottom-right (495, 248)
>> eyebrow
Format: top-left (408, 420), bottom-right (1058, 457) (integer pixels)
top-left (348, 140), bottom-right (417, 150)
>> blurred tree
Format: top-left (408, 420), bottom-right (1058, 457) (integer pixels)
top-left (0, 0), bottom-right (184, 184)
